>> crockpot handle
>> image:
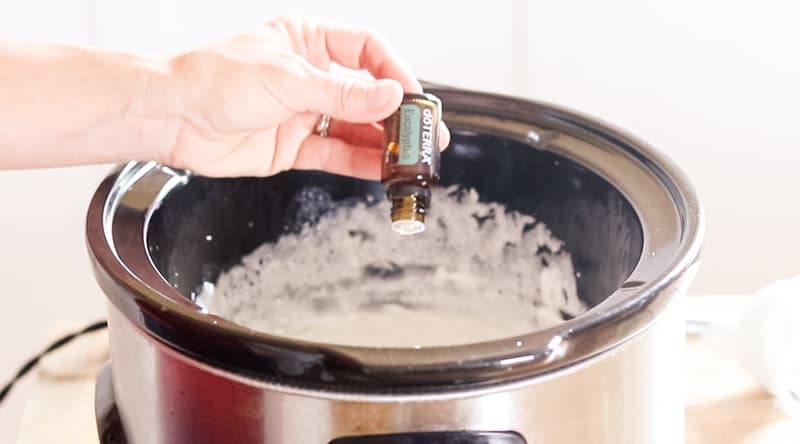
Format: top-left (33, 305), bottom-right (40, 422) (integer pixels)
top-left (329, 431), bottom-right (526, 443)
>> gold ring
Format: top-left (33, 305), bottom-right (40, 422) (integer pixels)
top-left (315, 114), bottom-right (331, 137)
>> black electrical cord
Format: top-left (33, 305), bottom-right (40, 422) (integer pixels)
top-left (0, 320), bottom-right (108, 405)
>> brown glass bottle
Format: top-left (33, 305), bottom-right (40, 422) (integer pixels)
top-left (381, 93), bottom-right (442, 235)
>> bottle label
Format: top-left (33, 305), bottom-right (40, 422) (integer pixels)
top-left (398, 104), bottom-right (420, 165)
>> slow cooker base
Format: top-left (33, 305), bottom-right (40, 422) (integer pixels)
top-left (94, 364), bottom-right (528, 444)
top-left (95, 364), bottom-right (127, 444)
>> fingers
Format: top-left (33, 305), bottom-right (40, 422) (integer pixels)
top-left (286, 68), bottom-right (450, 149)
top-left (271, 16), bottom-right (451, 147)
top-left (275, 16), bottom-right (422, 94)
top-left (289, 64), bottom-right (404, 123)
top-left (328, 120), bottom-right (383, 148)
top-left (294, 135), bottom-right (382, 180)
top-left (317, 25), bottom-right (423, 94)
top-left (327, 118), bottom-right (449, 151)
top-left (295, 117), bottom-right (449, 179)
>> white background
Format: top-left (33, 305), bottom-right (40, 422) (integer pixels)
top-left (1, 0), bottom-right (799, 439)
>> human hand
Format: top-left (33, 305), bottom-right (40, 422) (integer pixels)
top-left (163, 16), bottom-right (450, 179)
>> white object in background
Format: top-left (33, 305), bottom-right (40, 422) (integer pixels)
top-left (704, 276), bottom-right (800, 416)
top-left (15, 324), bottom-right (108, 444)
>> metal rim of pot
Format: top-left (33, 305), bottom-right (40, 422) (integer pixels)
top-left (86, 85), bottom-right (704, 393)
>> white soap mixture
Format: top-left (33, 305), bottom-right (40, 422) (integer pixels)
top-left (198, 187), bottom-right (585, 348)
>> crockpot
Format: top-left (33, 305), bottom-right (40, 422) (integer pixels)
top-left (86, 84), bottom-right (704, 443)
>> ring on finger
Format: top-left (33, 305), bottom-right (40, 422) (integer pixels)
top-left (314, 114), bottom-right (331, 137)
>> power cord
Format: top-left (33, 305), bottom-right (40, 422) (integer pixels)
top-left (0, 320), bottom-right (108, 405)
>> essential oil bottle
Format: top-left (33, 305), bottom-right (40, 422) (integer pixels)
top-left (381, 93), bottom-right (443, 235)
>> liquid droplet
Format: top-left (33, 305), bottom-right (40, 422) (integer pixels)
top-left (392, 220), bottom-right (426, 236)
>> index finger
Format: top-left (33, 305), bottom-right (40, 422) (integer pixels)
top-left (294, 18), bottom-right (423, 93)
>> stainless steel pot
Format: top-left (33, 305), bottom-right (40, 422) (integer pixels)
top-left (86, 85), bottom-right (704, 443)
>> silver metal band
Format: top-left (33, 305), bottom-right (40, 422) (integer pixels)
top-left (314, 114), bottom-right (331, 137)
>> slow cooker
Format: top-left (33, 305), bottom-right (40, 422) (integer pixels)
top-left (86, 84), bottom-right (704, 443)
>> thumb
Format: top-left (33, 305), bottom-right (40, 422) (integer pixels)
top-left (294, 68), bottom-right (404, 123)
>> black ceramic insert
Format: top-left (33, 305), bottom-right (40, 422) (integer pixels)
top-left (132, 129), bottom-right (644, 390)
top-left (148, 131), bottom-right (642, 310)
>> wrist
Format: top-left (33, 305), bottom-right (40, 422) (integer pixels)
top-left (126, 53), bottom-right (183, 165)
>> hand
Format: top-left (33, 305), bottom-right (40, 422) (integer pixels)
top-left (164, 16), bottom-right (450, 179)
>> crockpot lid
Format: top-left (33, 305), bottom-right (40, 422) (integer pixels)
top-left (86, 85), bottom-right (703, 392)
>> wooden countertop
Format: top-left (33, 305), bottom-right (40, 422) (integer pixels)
top-left (14, 294), bottom-right (800, 443)
top-left (685, 294), bottom-right (800, 443)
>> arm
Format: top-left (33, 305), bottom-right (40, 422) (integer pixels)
top-left (0, 42), bottom-right (178, 169)
top-left (0, 16), bottom-right (449, 178)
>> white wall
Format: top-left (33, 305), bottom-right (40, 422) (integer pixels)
top-left (1, 0), bottom-right (799, 439)
top-left (0, 1), bottom-right (106, 439)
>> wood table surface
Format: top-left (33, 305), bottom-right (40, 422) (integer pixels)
top-left (685, 294), bottom-right (799, 443)
top-left (14, 294), bottom-right (800, 443)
